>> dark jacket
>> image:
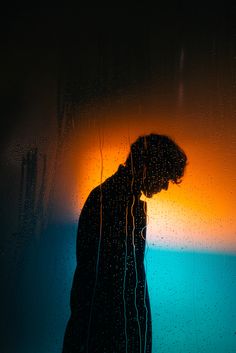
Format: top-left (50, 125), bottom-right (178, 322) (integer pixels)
top-left (62, 165), bottom-right (152, 353)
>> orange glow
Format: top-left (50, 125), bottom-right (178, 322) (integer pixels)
top-left (57, 100), bottom-right (236, 253)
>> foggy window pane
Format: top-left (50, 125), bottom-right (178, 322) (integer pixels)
top-left (1, 6), bottom-right (235, 353)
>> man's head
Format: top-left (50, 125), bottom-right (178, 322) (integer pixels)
top-left (125, 134), bottom-right (187, 197)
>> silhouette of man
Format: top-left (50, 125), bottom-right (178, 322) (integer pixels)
top-left (62, 134), bottom-right (187, 353)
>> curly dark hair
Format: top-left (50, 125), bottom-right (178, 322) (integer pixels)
top-left (125, 134), bottom-right (187, 184)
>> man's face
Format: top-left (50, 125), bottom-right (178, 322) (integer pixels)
top-left (141, 166), bottom-right (170, 198)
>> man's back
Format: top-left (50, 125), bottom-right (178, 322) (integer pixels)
top-left (62, 165), bottom-right (152, 352)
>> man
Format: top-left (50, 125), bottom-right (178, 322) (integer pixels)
top-left (62, 134), bottom-right (187, 353)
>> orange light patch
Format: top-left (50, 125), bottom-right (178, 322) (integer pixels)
top-left (56, 101), bottom-right (236, 253)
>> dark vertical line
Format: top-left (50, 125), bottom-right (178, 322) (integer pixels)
top-left (18, 156), bottom-right (26, 232)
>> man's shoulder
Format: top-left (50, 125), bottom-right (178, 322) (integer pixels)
top-left (88, 176), bottom-right (114, 199)
top-left (83, 186), bottom-right (101, 208)
top-left (82, 180), bottom-right (109, 206)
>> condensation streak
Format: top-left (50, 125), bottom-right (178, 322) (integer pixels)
top-left (129, 134), bottom-right (142, 353)
top-left (131, 195), bottom-right (142, 353)
top-left (142, 200), bottom-right (149, 353)
top-left (86, 131), bottom-right (104, 353)
top-left (142, 141), bottom-right (148, 353)
top-left (123, 205), bottom-right (128, 353)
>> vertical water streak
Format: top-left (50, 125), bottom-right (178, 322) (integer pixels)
top-left (142, 200), bottom-right (149, 353)
top-left (131, 195), bottom-right (142, 353)
top-left (123, 205), bottom-right (128, 353)
top-left (129, 135), bottom-right (142, 353)
top-left (142, 142), bottom-right (148, 352)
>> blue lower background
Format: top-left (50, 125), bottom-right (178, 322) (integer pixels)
top-left (145, 247), bottom-right (236, 352)
top-left (4, 223), bottom-right (236, 353)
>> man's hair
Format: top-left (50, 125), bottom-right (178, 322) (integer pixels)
top-left (125, 134), bottom-right (187, 184)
